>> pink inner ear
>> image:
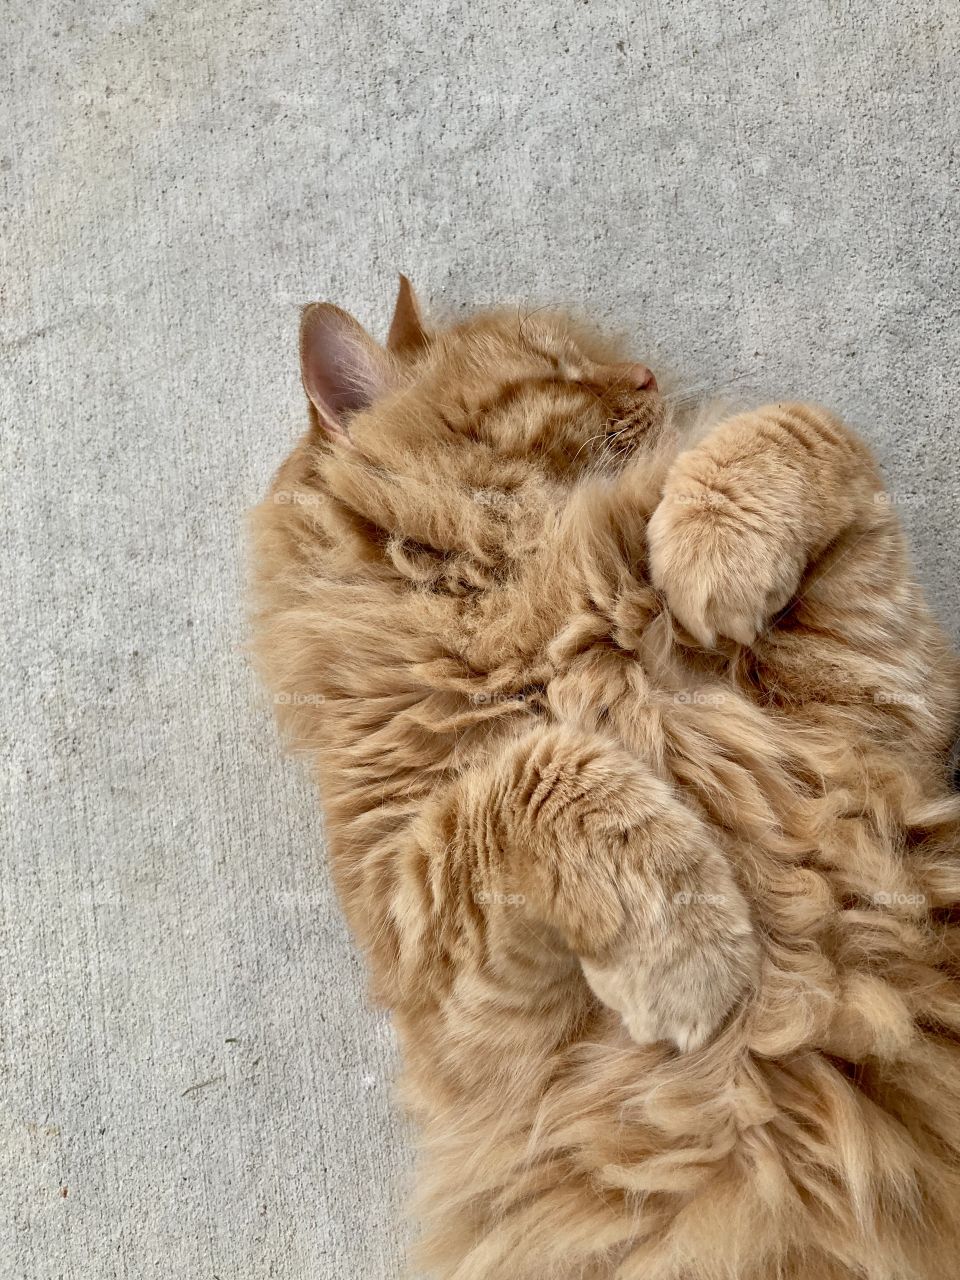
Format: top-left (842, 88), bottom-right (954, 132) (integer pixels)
top-left (300, 304), bottom-right (391, 439)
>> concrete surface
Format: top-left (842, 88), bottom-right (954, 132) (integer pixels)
top-left (3, 2), bottom-right (958, 1277)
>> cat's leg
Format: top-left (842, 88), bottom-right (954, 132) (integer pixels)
top-left (401, 725), bottom-right (758, 1052)
top-left (646, 402), bottom-right (886, 648)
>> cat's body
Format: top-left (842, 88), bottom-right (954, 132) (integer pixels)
top-left (251, 285), bottom-right (960, 1279)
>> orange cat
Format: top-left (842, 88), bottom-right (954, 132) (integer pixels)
top-left (250, 279), bottom-right (960, 1279)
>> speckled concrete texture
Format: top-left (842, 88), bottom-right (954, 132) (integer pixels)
top-left (3, 2), bottom-right (958, 1276)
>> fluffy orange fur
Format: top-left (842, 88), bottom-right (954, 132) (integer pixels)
top-left (250, 282), bottom-right (960, 1279)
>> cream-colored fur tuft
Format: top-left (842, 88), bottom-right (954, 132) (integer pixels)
top-left (250, 283), bottom-right (960, 1279)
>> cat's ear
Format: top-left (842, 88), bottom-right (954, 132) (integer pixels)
top-left (299, 303), bottom-right (394, 440)
top-left (386, 274), bottom-right (430, 356)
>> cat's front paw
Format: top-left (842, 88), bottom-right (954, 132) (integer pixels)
top-left (647, 477), bottom-right (804, 648)
top-left (580, 879), bottom-right (757, 1053)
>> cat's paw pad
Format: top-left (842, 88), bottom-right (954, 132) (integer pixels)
top-left (646, 484), bottom-right (803, 648)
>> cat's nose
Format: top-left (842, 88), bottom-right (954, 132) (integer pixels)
top-left (621, 362), bottom-right (658, 392)
top-left (602, 361), bottom-right (657, 393)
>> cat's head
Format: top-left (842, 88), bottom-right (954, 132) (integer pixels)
top-left (295, 279), bottom-right (668, 590)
